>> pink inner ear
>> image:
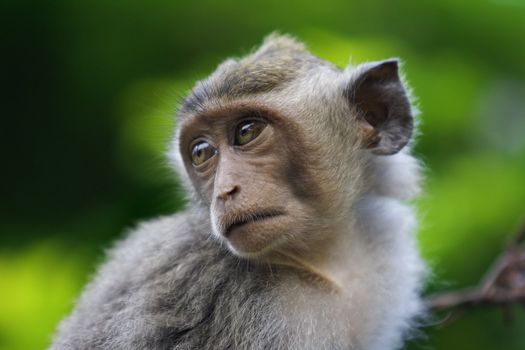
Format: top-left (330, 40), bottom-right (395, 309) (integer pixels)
top-left (357, 119), bottom-right (381, 149)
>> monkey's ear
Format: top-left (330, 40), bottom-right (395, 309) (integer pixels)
top-left (344, 59), bottom-right (413, 155)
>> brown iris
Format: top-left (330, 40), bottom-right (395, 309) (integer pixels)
top-left (191, 141), bottom-right (217, 166)
top-left (234, 120), bottom-right (266, 146)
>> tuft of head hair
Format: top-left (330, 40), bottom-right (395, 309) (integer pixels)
top-left (180, 34), bottom-right (334, 114)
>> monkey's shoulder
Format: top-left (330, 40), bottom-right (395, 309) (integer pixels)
top-left (52, 212), bottom-right (298, 349)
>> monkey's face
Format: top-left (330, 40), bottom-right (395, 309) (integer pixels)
top-left (179, 104), bottom-right (330, 257)
top-left (176, 51), bottom-right (414, 258)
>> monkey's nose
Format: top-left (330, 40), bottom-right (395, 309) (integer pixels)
top-left (217, 185), bottom-right (240, 201)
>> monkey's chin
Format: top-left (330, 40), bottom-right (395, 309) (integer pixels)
top-left (223, 217), bottom-right (289, 258)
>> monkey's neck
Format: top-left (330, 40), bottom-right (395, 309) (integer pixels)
top-left (269, 251), bottom-right (343, 292)
top-left (269, 194), bottom-right (415, 297)
top-left (264, 224), bottom-right (359, 293)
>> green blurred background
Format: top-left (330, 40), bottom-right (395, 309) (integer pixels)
top-left (2, 0), bottom-right (525, 349)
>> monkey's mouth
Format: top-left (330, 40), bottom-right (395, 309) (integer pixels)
top-left (223, 210), bottom-right (285, 237)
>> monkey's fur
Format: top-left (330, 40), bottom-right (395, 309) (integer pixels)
top-left (51, 35), bottom-right (426, 350)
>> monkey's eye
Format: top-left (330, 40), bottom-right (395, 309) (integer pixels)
top-left (191, 141), bottom-right (217, 166)
top-left (234, 120), bottom-right (266, 146)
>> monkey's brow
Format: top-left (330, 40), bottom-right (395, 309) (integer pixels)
top-left (180, 74), bottom-right (291, 115)
top-left (179, 104), bottom-right (272, 131)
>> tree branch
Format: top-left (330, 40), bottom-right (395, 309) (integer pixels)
top-left (425, 221), bottom-right (525, 314)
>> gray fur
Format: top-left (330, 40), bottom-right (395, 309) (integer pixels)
top-left (181, 34), bottom-right (335, 115)
top-left (51, 212), bottom-right (353, 350)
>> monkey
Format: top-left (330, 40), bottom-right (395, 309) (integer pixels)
top-left (50, 34), bottom-right (426, 350)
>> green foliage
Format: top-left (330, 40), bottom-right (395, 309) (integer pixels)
top-left (1, 0), bottom-right (524, 349)
top-left (0, 243), bottom-right (91, 350)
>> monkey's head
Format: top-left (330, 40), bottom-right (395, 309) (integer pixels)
top-left (171, 34), bottom-right (414, 258)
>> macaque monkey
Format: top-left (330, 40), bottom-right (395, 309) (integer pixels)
top-left (51, 34), bottom-right (426, 350)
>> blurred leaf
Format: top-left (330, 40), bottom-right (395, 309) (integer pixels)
top-left (0, 243), bottom-right (90, 350)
